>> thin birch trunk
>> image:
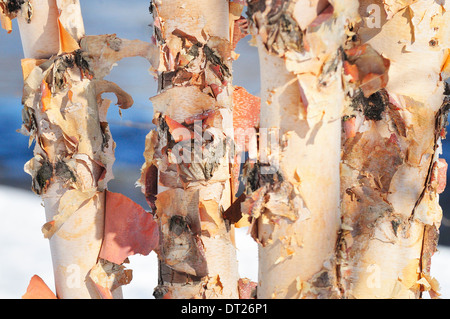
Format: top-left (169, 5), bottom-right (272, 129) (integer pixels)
top-left (338, 0), bottom-right (450, 299)
top-left (4, 0), bottom-right (158, 298)
top-left (16, 0), bottom-right (108, 299)
top-left (139, 0), bottom-right (240, 298)
top-left (244, 0), bottom-right (359, 298)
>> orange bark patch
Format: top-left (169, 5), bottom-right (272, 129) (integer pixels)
top-left (68, 89), bottom-right (73, 102)
top-left (431, 159), bottom-right (448, 194)
top-left (40, 81), bottom-right (52, 111)
top-left (345, 44), bottom-right (390, 97)
top-left (343, 116), bottom-right (357, 139)
top-left (343, 61), bottom-right (359, 83)
top-left (21, 59), bottom-right (46, 81)
top-left (0, 14), bottom-right (11, 33)
top-left (233, 86), bottom-right (260, 130)
top-left (437, 159), bottom-right (448, 194)
top-left (361, 73), bottom-right (385, 97)
top-left (442, 50), bottom-right (450, 78)
top-left (22, 275), bottom-right (57, 299)
top-left (309, 3), bottom-right (334, 28)
top-left (0, 3), bottom-right (12, 33)
top-left (57, 18), bottom-right (80, 54)
top-left (232, 87), bottom-right (260, 194)
top-left (99, 191), bottom-right (159, 265)
top-left (231, 17), bottom-right (249, 50)
top-left (238, 278), bottom-right (257, 299)
top-left (184, 109), bottom-right (218, 126)
top-left (345, 44), bottom-right (367, 57)
top-left (165, 115), bottom-right (194, 142)
top-left (94, 283), bottom-right (114, 299)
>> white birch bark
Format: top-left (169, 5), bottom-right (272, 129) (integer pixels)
top-left (16, 0), bottom-right (107, 299)
top-left (9, 0), bottom-right (158, 298)
top-left (140, 0), bottom-right (240, 298)
top-left (244, 0), bottom-right (359, 298)
top-left (338, 0), bottom-right (450, 299)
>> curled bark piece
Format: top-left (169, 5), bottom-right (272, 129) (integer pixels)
top-left (164, 115), bottom-right (194, 143)
top-left (80, 34), bottom-right (160, 78)
top-left (99, 191), bottom-right (159, 265)
top-left (137, 130), bottom-right (159, 211)
top-left (292, 0), bottom-right (332, 30)
top-left (344, 44), bottom-right (390, 97)
top-left (57, 16), bottom-right (81, 54)
top-left (22, 275), bottom-right (57, 299)
top-left (382, 0), bottom-right (418, 20)
top-left (433, 159), bottom-right (448, 194)
top-left (150, 86), bottom-right (218, 123)
top-left (94, 80), bottom-right (134, 110)
top-left (0, 0), bottom-right (19, 33)
top-left (89, 259), bottom-right (132, 299)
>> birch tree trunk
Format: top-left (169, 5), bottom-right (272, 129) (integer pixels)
top-left (139, 0), bottom-right (241, 299)
top-left (16, 0), bottom-right (109, 299)
top-left (3, 0), bottom-right (448, 300)
top-left (338, 0), bottom-right (450, 299)
top-left (2, 0), bottom-right (159, 299)
top-left (244, 0), bottom-right (359, 298)
top-left (245, 0), bottom-right (449, 299)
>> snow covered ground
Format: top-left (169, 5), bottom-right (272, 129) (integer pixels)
top-left (0, 185), bottom-right (258, 299)
top-left (1, 185), bottom-right (449, 299)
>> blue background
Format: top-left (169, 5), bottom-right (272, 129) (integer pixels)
top-left (0, 1), bottom-right (260, 209)
top-left (1, 0), bottom-right (449, 244)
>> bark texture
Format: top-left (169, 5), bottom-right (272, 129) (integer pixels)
top-left (5, 0), bottom-right (158, 298)
top-left (3, 0), bottom-right (449, 300)
top-left (245, 0), bottom-right (359, 298)
top-left (338, 0), bottom-right (450, 299)
top-left (140, 0), bottom-right (241, 299)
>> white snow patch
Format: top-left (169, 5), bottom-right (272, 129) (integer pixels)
top-left (1, 185), bottom-right (448, 299)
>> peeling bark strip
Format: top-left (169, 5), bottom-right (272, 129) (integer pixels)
top-left (0, 0), bottom-right (31, 33)
top-left (245, 0), bottom-right (359, 298)
top-left (22, 275), bottom-right (58, 299)
top-left (141, 0), bottom-right (241, 299)
top-left (338, 0), bottom-right (450, 298)
top-left (100, 191), bottom-right (160, 266)
top-left (14, 0), bottom-right (158, 299)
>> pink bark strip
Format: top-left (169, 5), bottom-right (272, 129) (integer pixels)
top-left (99, 191), bottom-right (160, 265)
